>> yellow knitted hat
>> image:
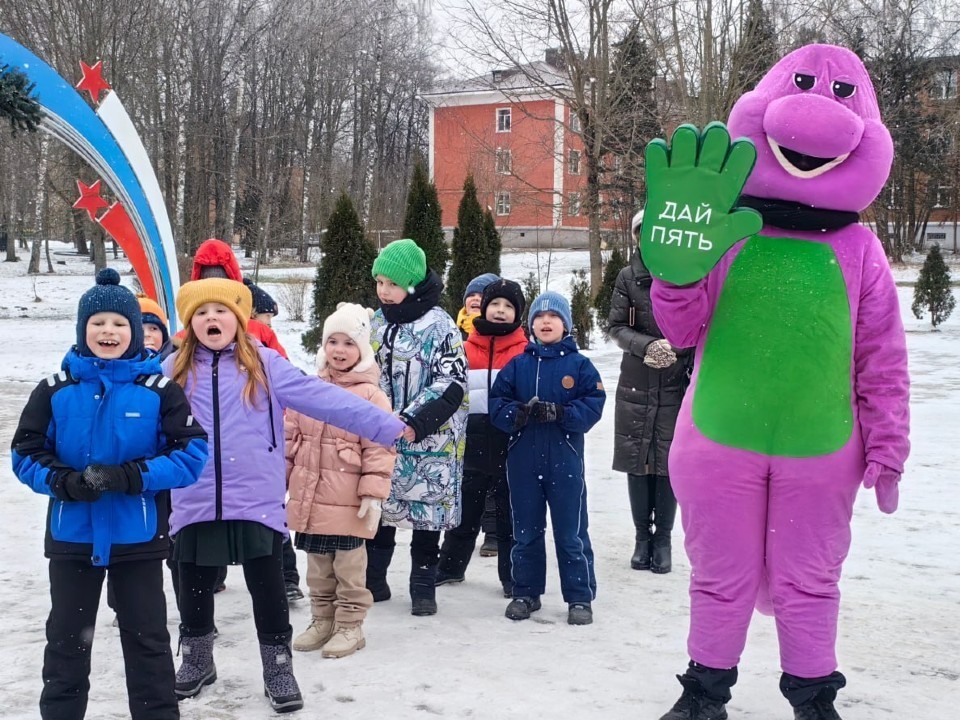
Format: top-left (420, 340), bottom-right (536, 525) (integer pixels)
top-left (176, 279), bottom-right (252, 331)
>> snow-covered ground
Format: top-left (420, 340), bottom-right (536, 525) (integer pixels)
top-left (0, 244), bottom-right (957, 719)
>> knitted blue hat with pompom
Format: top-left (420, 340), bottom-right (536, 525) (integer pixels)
top-left (76, 268), bottom-right (144, 358)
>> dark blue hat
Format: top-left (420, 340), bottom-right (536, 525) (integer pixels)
top-left (464, 273), bottom-right (500, 303)
top-left (76, 268), bottom-right (143, 358)
top-left (243, 278), bottom-right (279, 317)
top-left (528, 291), bottom-right (572, 334)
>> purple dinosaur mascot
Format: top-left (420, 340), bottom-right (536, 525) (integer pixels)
top-left (641, 45), bottom-right (911, 720)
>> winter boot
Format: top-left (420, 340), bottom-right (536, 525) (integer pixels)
top-left (435, 569), bottom-right (465, 586)
top-left (292, 616), bottom-right (335, 652)
top-left (659, 662), bottom-right (737, 720)
top-left (479, 534), bottom-right (498, 557)
top-left (175, 631), bottom-right (217, 699)
top-left (781, 672), bottom-right (846, 720)
top-left (321, 622), bottom-right (366, 659)
top-left (651, 535), bottom-right (673, 574)
top-left (410, 564), bottom-right (438, 616)
top-left (365, 545), bottom-right (394, 602)
top-left (504, 596), bottom-right (541, 621)
top-left (631, 531), bottom-right (652, 571)
top-left (651, 475), bottom-right (678, 574)
top-left (567, 602), bottom-right (593, 626)
top-left (259, 632), bottom-right (303, 714)
top-left (627, 474), bottom-right (654, 570)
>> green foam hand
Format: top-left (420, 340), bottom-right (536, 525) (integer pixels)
top-left (639, 123), bottom-right (763, 286)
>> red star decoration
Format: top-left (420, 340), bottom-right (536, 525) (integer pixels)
top-left (76, 60), bottom-right (111, 104)
top-left (73, 180), bottom-right (110, 221)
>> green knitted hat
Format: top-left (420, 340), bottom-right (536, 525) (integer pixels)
top-left (372, 238), bottom-right (427, 290)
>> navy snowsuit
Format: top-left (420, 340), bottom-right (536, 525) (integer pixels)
top-left (489, 336), bottom-right (606, 604)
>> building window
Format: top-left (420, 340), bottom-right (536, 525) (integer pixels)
top-left (496, 191), bottom-right (511, 215)
top-left (935, 185), bottom-right (952, 208)
top-left (933, 69), bottom-right (957, 100)
top-left (569, 149), bottom-right (581, 175)
top-left (568, 192), bottom-right (581, 217)
top-left (495, 148), bottom-right (512, 174)
top-left (496, 108), bottom-right (511, 132)
top-left (570, 111), bottom-right (581, 134)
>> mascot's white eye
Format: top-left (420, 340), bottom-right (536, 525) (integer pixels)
top-left (793, 73), bottom-right (816, 90)
top-left (832, 81), bottom-right (857, 98)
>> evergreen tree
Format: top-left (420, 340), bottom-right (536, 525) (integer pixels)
top-left (482, 208), bottom-right (502, 276)
top-left (302, 193), bottom-right (377, 352)
top-left (729, 0), bottom-right (778, 97)
top-left (594, 247), bottom-right (629, 333)
top-left (606, 25), bottom-right (659, 228)
top-left (401, 160), bottom-right (448, 276)
top-left (912, 244), bottom-right (955, 328)
top-left (570, 268), bottom-right (594, 350)
top-left (0, 65), bottom-right (42, 134)
top-left (445, 175), bottom-right (491, 312)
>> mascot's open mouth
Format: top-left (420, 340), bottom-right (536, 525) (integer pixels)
top-left (767, 137), bottom-right (849, 179)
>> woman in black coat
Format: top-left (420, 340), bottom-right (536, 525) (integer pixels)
top-left (608, 219), bottom-right (693, 573)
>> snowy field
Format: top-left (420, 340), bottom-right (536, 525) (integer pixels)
top-left (0, 243), bottom-right (958, 719)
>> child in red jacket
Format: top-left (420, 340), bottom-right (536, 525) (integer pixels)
top-left (437, 279), bottom-right (528, 596)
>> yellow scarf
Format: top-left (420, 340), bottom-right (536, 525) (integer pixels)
top-left (457, 307), bottom-right (478, 335)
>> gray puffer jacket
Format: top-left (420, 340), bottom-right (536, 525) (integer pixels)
top-left (608, 252), bottom-right (693, 477)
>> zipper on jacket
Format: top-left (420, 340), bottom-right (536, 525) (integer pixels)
top-left (385, 323), bottom-right (400, 407)
top-left (486, 337), bottom-right (496, 465)
top-left (212, 351), bottom-right (223, 521)
top-left (267, 390), bottom-right (277, 448)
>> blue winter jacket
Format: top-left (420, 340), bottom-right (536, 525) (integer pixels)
top-left (12, 348), bottom-right (209, 566)
top-left (489, 336), bottom-right (606, 473)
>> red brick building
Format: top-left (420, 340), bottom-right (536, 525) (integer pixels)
top-left (423, 55), bottom-right (620, 249)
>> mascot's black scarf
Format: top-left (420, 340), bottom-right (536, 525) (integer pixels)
top-left (739, 195), bottom-right (859, 232)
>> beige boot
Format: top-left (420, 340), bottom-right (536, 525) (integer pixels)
top-left (321, 622), bottom-right (366, 658)
top-left (293, 617), bottom-right (335, 652)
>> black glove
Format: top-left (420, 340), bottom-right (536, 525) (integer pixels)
top-left (81, 463), bottom-right (144, 495)
top-left (512, 402), bottom-right (531, 431)
top-left (530, 401), bottom-right (563, 423)
top-left (58, 470), bottom-right (102, 503)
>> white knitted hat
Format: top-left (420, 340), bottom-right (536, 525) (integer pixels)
top-left (316, 302), bottom-right (376, 372)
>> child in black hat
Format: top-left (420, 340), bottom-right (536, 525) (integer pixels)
top-left (11, 268), bottom-right (209, 720)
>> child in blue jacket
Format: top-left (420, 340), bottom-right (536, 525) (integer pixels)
top-left (11, 269), bottom-right (208, 720)
top-left (489, 291), bottom-right (606, 626)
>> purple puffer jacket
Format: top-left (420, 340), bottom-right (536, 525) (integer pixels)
top-left (162, 344), bottom-right (404, 535)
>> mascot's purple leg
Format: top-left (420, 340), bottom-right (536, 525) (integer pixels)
top-left (670, 407), bottom-right (865, 677)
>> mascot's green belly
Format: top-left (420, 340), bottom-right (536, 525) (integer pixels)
top-left (692, 236), bottom-right (853, 457)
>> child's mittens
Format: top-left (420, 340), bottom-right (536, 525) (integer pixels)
top-left (58, 470), bottom-right (101, 502)
top-left (357, 497), bottom-right (383, 532)
top-left (862, 461), bottom-right (900, 514)
top-left (512, 402), bottom-right (532, 431)
top-left (643, 339), bottom-right (677, 369)
top-left (82, 463), bottom-right (143, 495)
top-left (530, 400), bottom-right (564, 423)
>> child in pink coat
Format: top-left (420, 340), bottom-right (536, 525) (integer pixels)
top-left (286, 303), bottom-right (396, 658)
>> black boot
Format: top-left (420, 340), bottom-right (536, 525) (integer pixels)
top-left (410, 564), bottom-right (438, 616)
top-left (651, 475), bottom-right (677, 574)
top-left (259, 630), bottom-right (303, 713)
top-left (627, 474), bottom-right (653, 570)
top-left (365, 545), bottom-right (394, 602)
top-left (659, 662), bottom-right (737, 720)
top-left (781, 671), bottom-right (846, 720)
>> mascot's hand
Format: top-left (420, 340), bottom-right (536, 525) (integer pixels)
top-left (862, 462), bottom-right (900, 514)
top-left (640, 123), bottom-right (763, 285)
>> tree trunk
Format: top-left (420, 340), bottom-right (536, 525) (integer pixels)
top-left (27, 238), bottom-right (42, 274)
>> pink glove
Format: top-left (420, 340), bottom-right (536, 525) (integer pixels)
top-left (357, 497), bottom-right (383, 532)
top-left (862, 462), bottom-right (900, 514)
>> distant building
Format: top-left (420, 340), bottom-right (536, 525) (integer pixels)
top-left (423, 51), bottom-right (620, 250)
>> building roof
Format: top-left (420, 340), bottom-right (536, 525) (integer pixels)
top-left (424, 58), bottom-right (570, 98)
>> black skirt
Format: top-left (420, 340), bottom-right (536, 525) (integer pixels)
top-left (173, 520), bottom-right (278, 565)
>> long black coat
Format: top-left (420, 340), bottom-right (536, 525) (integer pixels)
top-left (608, 253), bottom-right (693, 477)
